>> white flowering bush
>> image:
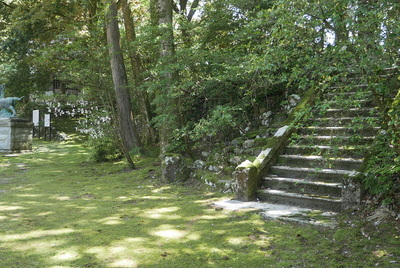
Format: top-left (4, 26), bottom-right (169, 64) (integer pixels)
top-left (30, 93), bottom-right (121, 161)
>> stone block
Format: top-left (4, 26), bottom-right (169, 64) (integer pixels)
top-left (242, 139), bottom-right (255, 149)
top-left (193, 159), bottom-right (205, 169)
top-left (342, 177), bottom-right (364, 210)
top-left (161, 154), bottom-right (191, 183)
top-left (233, 160), bottom-right (258, 201)
top-left (0, 118), bottom-right (32, 153)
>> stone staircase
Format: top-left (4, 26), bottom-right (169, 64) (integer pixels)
top-left (257, 84), bottom-right (380, 212)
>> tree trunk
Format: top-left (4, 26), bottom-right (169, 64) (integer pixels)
top-left (120, 0), bottom-right (141, 85)
top-left (120, 0), bottom-right (155, 144)
top-left (334, 7), bottom-right (348, 45)
top-left (158, 0), bottom-right (175, 61)
top-left (105, 0), bottom-right (142, 162)
top-left (153, 0), bottom-right (179, 153)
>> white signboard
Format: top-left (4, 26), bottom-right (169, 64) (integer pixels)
top-left (33, 110), bottom-right (39, 127)
top-left (44, 114), bottom-right (51, 127)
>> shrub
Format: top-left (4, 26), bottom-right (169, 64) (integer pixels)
top-left (363, 133), bottom-right (400, 208)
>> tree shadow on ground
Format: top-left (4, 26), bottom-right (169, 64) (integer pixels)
top-left (0, 140), bottom-right (399, 267)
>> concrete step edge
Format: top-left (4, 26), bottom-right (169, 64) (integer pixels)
top-left (298, 135), bottom-right (375, 142)
top-left (311, 116), bottom-right (380, 120)
top-left (264, 176), bottom-right (342, 188)
top-left (325, 108), bottom-right (377, 112)
top-left (286, 144), bottom-right (368, 150)
top-left (270, 165), bottom-right (360, 176)
top-left (300, 126), bottom-right (380, 131)
top-left (258, 189), bottom-right (342, 203)
top-left (278, 154), bottom-right (363, 163)
top-left (328, 84), bottom-right (371, 89)
top-left (299, 135), bottom-right (375, 140)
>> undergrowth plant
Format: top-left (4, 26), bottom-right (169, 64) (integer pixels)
top-left (78, 108), bottom-right (124, 162)
top-left (363, 133), bottom-right (400, 208)
top-left (361, 74), bottom-right (400, 208)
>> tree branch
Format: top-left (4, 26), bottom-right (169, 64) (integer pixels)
top-left (187, 0), bottom-right (200, 21)
top-left (173, 2), bottom-right (180, 14)
top-left (0, 0), bottom-right (14, 8)
top-left (179, 0), bottom-right (187, 12)
top-left (308, 13), bottom-right (334, 31)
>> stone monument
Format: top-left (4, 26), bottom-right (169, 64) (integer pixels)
top-left (0, 85), bottom-right (32, 153)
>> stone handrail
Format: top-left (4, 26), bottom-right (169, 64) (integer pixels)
top-left (233, 87), bottom-right (318, 201)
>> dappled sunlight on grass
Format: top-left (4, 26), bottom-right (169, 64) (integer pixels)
top-left (1, 139), bottom-right (399, 267)
top-left (373, 250), bottom-right (388, 258)
top-left (97, 216), bottom-right (125, 225)
top-left (190, 197), bottom-right (222, 205)
top-left (7, 239), bottom-right (65, 253)
top-left (110, 259), bottom-right (138, 268)
top-left (151, 186), bottom-right (172, 193)
top-left (199, 214), bottom-right (230, 220)
top-left (185, 232), bottom-right (201, 241)
top-left (0, 204), bottom-right (25, 211)
top-left (142, 207), bottom-right (182, 220)
top-left (0, 229), bottom-right (76, 242)
top-left (140, 195), bottom-right (169, 200)
top-left (225, 236), bottom-right (246, 245)
top-left (86, 244), bottom-right (142, 267)
top-left (116, 196), bottom-right (130, 199)
top-left (37, 211), bottom-right (56, 216)
top-left (54, 196), bottom-right (73, 201)
top-left (150, 224), bottom-right (187, 240)
top-left (85, 236), bottom-right (155, 266)
top-left (16, 193), bottom-right (44, 198)
top-left (50, 247), bottom-right (81, 262)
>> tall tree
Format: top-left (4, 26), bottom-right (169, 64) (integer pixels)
top-left (120, 0), bottom-right (155, 144)
top-left (105, 0), bottom-right (141, 167)
top-left (152, 0), bottom-right (180, 153)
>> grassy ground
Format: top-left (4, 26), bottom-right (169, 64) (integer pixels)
top-left (0, 137), bottom-right (399, 267)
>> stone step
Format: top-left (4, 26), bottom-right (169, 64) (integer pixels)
top-left (298, 126), bottom-right (380, 136)
top-left (277, 155), bottom-right (363, 170)
top-left (325, 88), bottom-right (372, 98)
top-left (252, 79), bottom-right (384, 213)
top-left (284, 145), bottom-right (367, 159)
top-left (326, 88), bottom-right (371, 93)
top-left (329, 84), bottom-right (370, 90)
top-left (325, 99), bottom-right (375, 109)
top-left (294, 134), bottom-right (375, 146)
top-left (309, 117), bottom-right (380, 127)
top-left (323, 107), bottom-right (378, 117)
top-left (257, 189), bottom-right (342, 212)
top-left (263, 176), bottom-right (342, 197)
top-left (298, 124), bottom-right (380, 136)
top-left (269, 165), bottom-right (358, 182)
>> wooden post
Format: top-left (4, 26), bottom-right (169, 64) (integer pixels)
top-left (44, 114), bottom-right (51, 141)
top-left (32, 110), bottom-right (40, 139)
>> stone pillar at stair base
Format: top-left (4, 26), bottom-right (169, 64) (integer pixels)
top-left (233, 160), bottom-right (258, 201)
top-left (0, 118), bottom-right (32, 153)
top-left (161, 154), bottom-right (191, 183)
top-left (342, 177), bottom-right (364, 210)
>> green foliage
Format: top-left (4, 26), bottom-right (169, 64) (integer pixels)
top-left (0, 0), bottom-right (80, 96)
top-left (364, 87), bottom-right (400, 207)
top-left (191, 105), bottom-right (241, 143)
top-left (364, 134), bottom-right (400, 208)
top-left (388, 89), bottom-right (400, 154)
top-left (0, 0), bottom-right (399, 205)
top-left (86, 134), bottom-right (122, 162)
top-left (76, 106), bottom-right (123, 162)
top-left (166, 105), bottom-right (243, 153)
